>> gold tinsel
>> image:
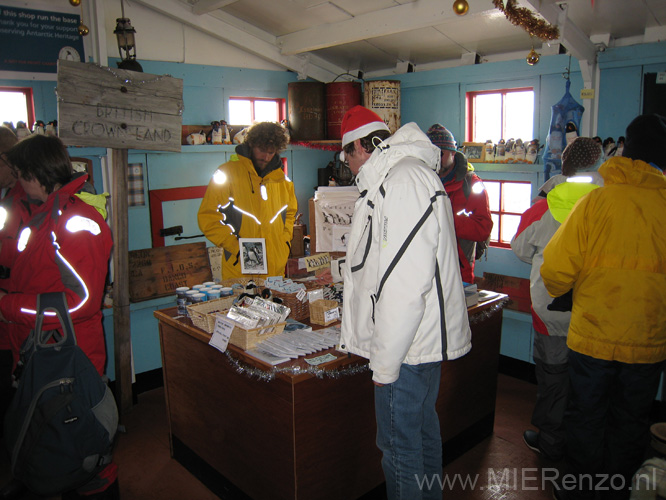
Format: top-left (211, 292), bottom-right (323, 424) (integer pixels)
top-left (493, 0), bottom-right (559, 42)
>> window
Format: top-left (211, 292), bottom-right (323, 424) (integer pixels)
top-left (229, 97), bottom-right (285, 125)
top-left (0, 87), bottom-right (35, 129)
top-left (484, 180), bottom-right (532, 248)
top-left (466, 88), bottom-right (534, 144)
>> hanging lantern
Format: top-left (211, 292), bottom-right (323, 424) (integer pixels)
top-left (526, 47), bottom-right (540, 65)
top-left (452, 0), bottom-right (469, 16)
top-left (114, 16), bottom-right (143, 71)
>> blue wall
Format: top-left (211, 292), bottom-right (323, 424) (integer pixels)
top-left (3, 41), bottom-right (665, 379)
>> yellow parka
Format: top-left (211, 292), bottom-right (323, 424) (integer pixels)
top-left (197, 146), bottom-right (297, 279)
top-left (541, 156), bottom-right (666, 363)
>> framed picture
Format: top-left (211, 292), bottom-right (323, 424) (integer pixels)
top-left (239, 238), bottom-right (268, 274)
top-left (70, 157), bottom-right (93, 186)
top-left (462, 142), bottom-right (486, 162)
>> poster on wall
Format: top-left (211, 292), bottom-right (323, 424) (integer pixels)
top-left (0, 5), bottom-right (85, 74)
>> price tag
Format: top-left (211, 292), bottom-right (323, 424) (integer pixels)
top-left (580, 88), bottom-right (595, 99)
top-left (296, 288), bottom-right (307, 302)
top-left (324, 307), bottom-right (340, 323)
top-left (208, 314), bottom-right (235, 352)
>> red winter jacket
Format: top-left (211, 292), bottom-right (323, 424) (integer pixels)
top-left (0, 175), bottom-right (112, 375)
top-left (441, 152), bottom-right (493, 283)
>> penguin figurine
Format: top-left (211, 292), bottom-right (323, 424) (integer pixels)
top-left (220, 120), bottom-right (232, 144)
top-left (565, 121), bottom-right (578, 146)
top-left (15, 121), bottom-right (31, 140)
top-left (45, 120), bottom-right (58, 137)
top-left (32, 120), bottom-right (46, 135)
top-left (207, 121), bottom-right (223, 145)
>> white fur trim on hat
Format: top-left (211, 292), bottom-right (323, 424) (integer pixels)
top-left (342, 121), bottom-right (389, 148)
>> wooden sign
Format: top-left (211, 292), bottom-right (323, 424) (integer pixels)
top-left (128, 242), bottom-right (212, 302)
top-left (56, 60), bottom-right (183, 152)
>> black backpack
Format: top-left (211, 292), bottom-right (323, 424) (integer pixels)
top-left (3, 292), bottom-right (118, 497)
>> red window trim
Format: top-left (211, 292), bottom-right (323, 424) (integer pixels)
top-left (149, 186), bottom-right (207, 247)
top-left (1, 86), bottom-right (35, 129)
top-left (229, 96), bottom-right (286, 123)
top-left (486, 179), bottom-right (531, 249)
top-left (466, 87), bottom-right (533, 142)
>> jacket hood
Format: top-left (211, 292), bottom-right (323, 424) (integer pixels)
top-left (356, 122), bottom-right (441, 192)
top-left (235, 142), bottom-right (283, 177)
top-left (547, 180), bottom-right (600, 224)
top-left (600, 156), bottom-right (666, 189)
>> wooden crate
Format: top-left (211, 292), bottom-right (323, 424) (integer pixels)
top-left (129, 242), bottom-right (212, 302)
top-left (187, 296), bottom-right (285, 350)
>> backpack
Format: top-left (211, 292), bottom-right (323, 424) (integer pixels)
top-left (3, 292), bottom-right (118, 497)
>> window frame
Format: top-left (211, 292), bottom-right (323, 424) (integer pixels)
top-left (465, 86), bottom-right (534, 143)
top-left (228, 96), bottom-right (286, 125)
top-left (485, 179), bottom-right (532, 249)
top-left (0, 86), bottom-right (36, 129)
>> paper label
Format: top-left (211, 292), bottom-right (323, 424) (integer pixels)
top-left (296, 288), bottom-right (307, 302)
top-left (305, 353), bottom-right (338, 366)
top-left (580, 88), bottom-right (595, 99)
top-left (304, 253), bottom-right (330, 272)
top-left (209, 314), bottom-right (234, 352)
top-left (324, 308), bottom-right (340, 323)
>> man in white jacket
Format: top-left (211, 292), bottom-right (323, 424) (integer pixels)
top-left (338, 106), bottom-right (471, 500)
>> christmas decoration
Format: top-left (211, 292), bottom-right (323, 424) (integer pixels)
top-left (291, 141), bottom-right (342, 152)
top-left (69, 0), bottom-right (81, 6)
top-left (78, 22), bottom-right (89, 36)
top-left (493, 0), bottom-right (559, 42)
top-left (526, 47), bottom-right (540, 65)
top-left (453, 0), bottom-right (469, 16)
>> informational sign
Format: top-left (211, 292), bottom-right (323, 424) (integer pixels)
top-left (0, 5), bottom-right (84, 74)
top-left (57, 60), bottom-right (184, 151)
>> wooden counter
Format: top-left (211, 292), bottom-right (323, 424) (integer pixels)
top-left (154, 294), bottom-right (507, 500)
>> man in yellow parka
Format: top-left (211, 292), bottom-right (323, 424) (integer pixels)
top-left (198, 122), bottom-right (297, 279)
top-left (541, 114), bottom-right (666, 500)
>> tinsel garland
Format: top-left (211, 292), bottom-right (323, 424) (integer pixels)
top-left (468, 297), bottom-right (510, 325)
top-left (291, 141), bottom-right (342, 152)
top-left (223, 297), bottom-right (509, 381)
top-left (493, 0), bottom-right (559, 42)
top-left (224, 350), bottom-right (369, 382)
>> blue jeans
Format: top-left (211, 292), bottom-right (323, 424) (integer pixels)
top-left (374, 362), bottom-right (442, 500)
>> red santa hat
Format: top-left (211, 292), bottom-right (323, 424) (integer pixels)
top-left (340, 105), bottom-right (390, 148)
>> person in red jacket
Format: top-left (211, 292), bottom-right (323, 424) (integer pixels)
top-left (0, 125), bottom-right (19, 439)
top-left (426, 124), bottom-right (493, 284)
top-left (0, 135), bottom-right (118, 500)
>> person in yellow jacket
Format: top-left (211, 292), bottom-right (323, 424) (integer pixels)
top-left (198, 122), bottom-right (297, 279)
top-left (541, 114), bottom-right (666, 500)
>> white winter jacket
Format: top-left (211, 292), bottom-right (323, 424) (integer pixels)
top-left (338, 123), bottom-right (472, 385)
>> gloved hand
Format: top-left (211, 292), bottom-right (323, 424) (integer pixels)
top-left (547, 289), bottom-right (573, 312)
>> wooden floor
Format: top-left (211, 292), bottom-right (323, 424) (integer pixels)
top-left (0, 373), bottom-right (564, 499)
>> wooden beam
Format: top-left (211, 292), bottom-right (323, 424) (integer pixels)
top-left (277, 0), bottom-right (491, 55)
top-left (522, 0), bottom-right (597, 63)
top-left (192, 0), bottom-right (240, 15)
top-left (112, 148), bottom-right (133, 416)
top-left (133, 0), bottom-right (344, 82)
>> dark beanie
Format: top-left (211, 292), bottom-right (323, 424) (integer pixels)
top-left (622, 113), bottom-right (666, 169)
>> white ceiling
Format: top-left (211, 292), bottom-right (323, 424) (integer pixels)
top-left (134, 0), bottom-right (666, 81)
